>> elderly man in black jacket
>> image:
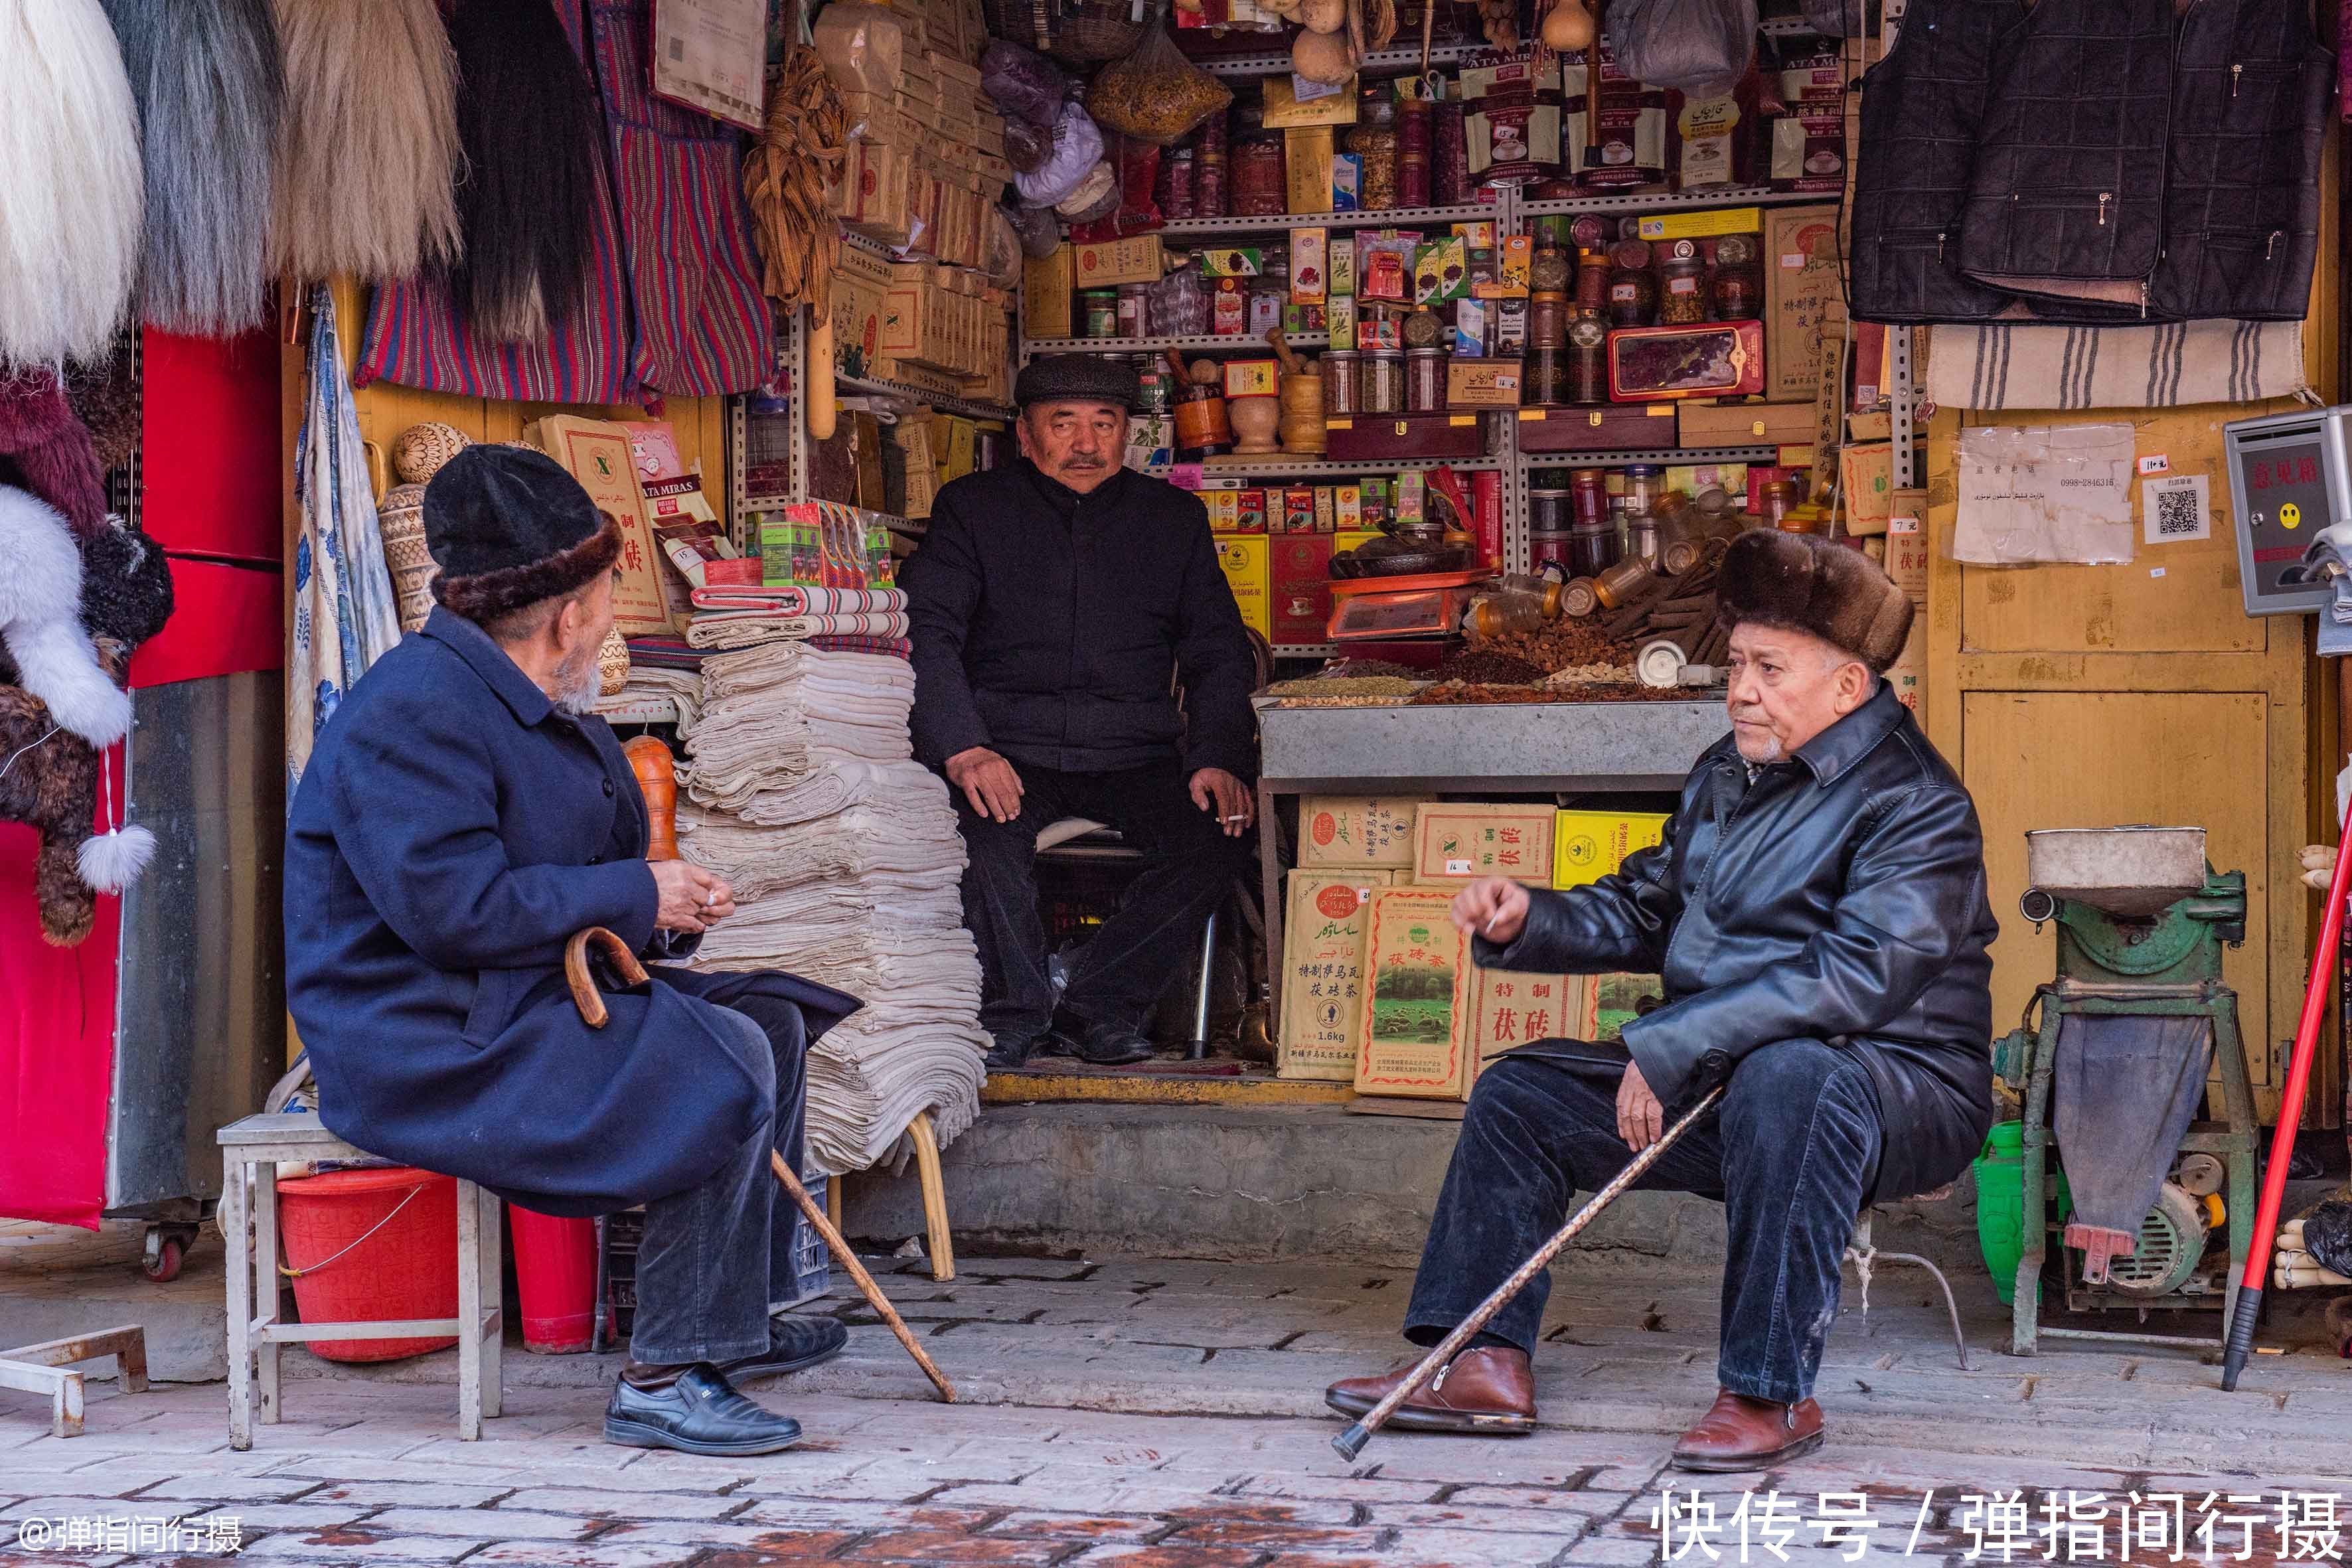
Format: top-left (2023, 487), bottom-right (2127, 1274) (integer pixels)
top-left (904, 356), bottom-right (1258, 1069)
top-left (1326, 531), bottom-right (1998, 1473)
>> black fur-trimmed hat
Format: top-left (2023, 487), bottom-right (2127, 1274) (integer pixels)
top-left (1714, 530), bottom-right (1913, 674)
top-left (1014, 354), bottom-right (1141, 412)
top-left (422, 445), bottom-right (621, 623)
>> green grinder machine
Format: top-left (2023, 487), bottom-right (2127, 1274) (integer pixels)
top-left (1991, 826), bottom-right (2261, 1354)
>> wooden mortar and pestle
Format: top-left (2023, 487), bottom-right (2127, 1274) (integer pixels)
top-left (1268, 328), bottom-right (1326, 457)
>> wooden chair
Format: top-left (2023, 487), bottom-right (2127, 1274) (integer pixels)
top-left (825, 1109), bottom-right (955, 1283)
top-left (216, 1115), bottom-right (503, 1449)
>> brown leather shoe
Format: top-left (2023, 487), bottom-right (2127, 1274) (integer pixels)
top-left (1670, 1390), bottom-right (1825, 1472)
top-left (1324, 1346), bottom-right (1537, 1436)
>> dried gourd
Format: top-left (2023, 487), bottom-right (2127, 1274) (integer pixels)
top-left (1298, 0), bottom-right (1347, 33)
top-left (1292, 25), bottom-right (1359, 84)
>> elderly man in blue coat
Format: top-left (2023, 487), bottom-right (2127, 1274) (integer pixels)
top-left (285, 446), bottom-right (860, 1458)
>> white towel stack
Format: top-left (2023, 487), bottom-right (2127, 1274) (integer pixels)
top-left (675, 641), bottom-right (985, 1174)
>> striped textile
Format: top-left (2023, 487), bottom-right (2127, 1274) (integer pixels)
top-left (690, 586), bottom-right (909, 615)
top-left (587, 0), bottom-right (775, 398)
top-left (354, 0), bottom-right (643, 404)
top-left (808, 635), bottom-right (913, 659)
top-left (355, 0), bottom-right (775, 403)
top-left (1925, 319), bottom-right (2308, 412)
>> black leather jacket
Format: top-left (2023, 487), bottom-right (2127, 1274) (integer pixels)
top-left (1475, 684), bottom-right (1999, 1203)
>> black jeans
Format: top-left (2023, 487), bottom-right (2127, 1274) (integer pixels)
top-left (1405, 1040), bottom-right (1884, 1405)
top-left (953, 758), bottom-right (1247, 1040)
top-left (627, 971), bottom-right (813, 1366)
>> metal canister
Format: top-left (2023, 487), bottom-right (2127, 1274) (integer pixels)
top-left (1524, 347), bottom-right (1567, 406)
top-left (1117, 283), bottom-right (1151, 338)
top-left (1528, 291), bottom-right (1569, 351)
top-left (1569, 467), bottom-right (1608, 525)
top-left (1082, 290), bottom-right (1120, 338)
top-left (1528, 487), bottom-right (1571, 534)
top-left (1322, 349), bottom-right (1361, 415)
top-left (1565, 317), bottom-right (1608, 404)
top-left (1529, 530), bottom-right (1575, 575)
top-left (1362, 351), bottom-right (1406, 414)
top-left (1574, 250), bottom-right (1609, 314)
top-left (1406, 347), bottom-right (1447, 412)
top-left (1402, 307), bottom-right (1445, 349)
top-left (1570, 214), bottom-right (1611, 250)
top-left (1433, 99), bottom-right (1470, 206)
top-left (1396, 96), bottom-right (1432, 208)
top-left (1568, 522), bottom-right (1616, 577)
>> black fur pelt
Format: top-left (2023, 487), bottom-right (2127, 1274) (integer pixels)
top-left (442, 0), bottom-right (603, 344)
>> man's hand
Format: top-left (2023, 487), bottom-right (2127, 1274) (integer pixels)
top-left (946, 746), bottom-right (1024, 823)
top-left (652, 860), bottom-right (736, 933)
top-left (1190, 767), bottom-right (1253, 836)
top-left (1616, 1059), bottom-right (1664, 1152)
top-left (1451, 876), bottom-right (1530, 945)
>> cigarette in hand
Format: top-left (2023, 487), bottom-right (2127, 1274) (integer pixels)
top-left (1220, 814), bottom-right (1249, 823)
top-left (1484, 912), bottom-right (1501, 935)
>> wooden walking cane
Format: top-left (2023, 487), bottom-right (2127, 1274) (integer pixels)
top-left (1332, 1082), bottom-right (1727, 1461)
top-left (570, 739), bottom-right (959, 1401)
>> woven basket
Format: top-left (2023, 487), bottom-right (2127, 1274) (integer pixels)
top-left (1052, 4), bottom-right (1146, 62)
top-left (597, 628), bottom-right (630, 696)
top-left (376, 483), bottom-right (437, 633)
top-left (390, 422), bottom-right (472, 486)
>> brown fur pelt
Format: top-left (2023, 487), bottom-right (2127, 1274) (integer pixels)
top-left (269, 0), bottom-right (463, 283)
top-left (0, 650), bottom-right (113, 945)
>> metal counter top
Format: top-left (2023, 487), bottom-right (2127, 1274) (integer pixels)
top-left (1253, 695), bottom-right (1727, 793)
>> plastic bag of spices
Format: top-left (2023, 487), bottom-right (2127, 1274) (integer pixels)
top-left (1016, 101), bottom-right (1106, 206)
top-left (1085, 23), bottom-right (1234, 145)
top-left (1608, 0), bottom-right (1755, 98)
top-left (982, 40), bottom-right (1074, 127)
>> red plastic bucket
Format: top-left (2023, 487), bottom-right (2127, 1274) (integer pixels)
top-left (509, 1205), bottom-right (598, 1353)
top-left (275, 1167), bottom-right (459, 1362)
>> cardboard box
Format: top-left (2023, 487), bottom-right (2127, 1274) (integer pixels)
top-left (1299, 795), bottom-right (1421, 868)
top-left (1840, 441), bottom-right (1894, 533)
top-left (1412, 804), bottom-right (1555, 885)
top-left (1356, 887), bottom-right (1474, 1099)
top-left (1887, 486), bottom-right (1928, 604)
top-left (1215, 534), bottom-right (1269, 637)
top-left (1885, 617), bottom-right (1925, 726)
top-left (1763, 205), bottom-right (1845, 404)
top-left (1291, 227), bottom-right (1328, 305)
top-left (1278, 870), bottom-right (1393, 1081)
top-left (1551, 810), bottom-right (1669, 889)
top-left (1073, 236), bottom-right (1164, 288)
top-left (1285, 127), bottom-right (1336, 214)
top-left (1270, 532), bottom-right (1334, 644)
top-left (524, 416), bottom-right (670, 636)
top-left (1677, 400), bottom-right (1816, 449)
top-left (1592, 971), bottom-right (1666, 1043)
top-left (1447, 358), bottom-right (1523, 408)
top-left (1264, 76), bottom-right (1360, 127)
top-left (1466, 970), bottom-right (1597, 1096)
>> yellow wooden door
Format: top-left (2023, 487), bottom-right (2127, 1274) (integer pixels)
top-left (1924, 404), bottom-right (2321, 1114)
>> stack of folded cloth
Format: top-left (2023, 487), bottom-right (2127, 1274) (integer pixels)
top-left (685, 585), bottom-right (911, 653)
top-left (676, 639), bottom-right (985, 1174)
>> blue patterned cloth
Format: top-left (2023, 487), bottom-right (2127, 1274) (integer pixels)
top-left (289, 285), bottom-right (404, 787)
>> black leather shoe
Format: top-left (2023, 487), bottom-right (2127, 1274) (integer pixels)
top-left (1050, 1014), bottom-right (1157, 1066)
top-left (983, 1028), bottom-right (1044, 1071)
top-left (603, 1364), bottom-right (803, 1456)
top-left (722, 1314), bottom-right (848, 1382)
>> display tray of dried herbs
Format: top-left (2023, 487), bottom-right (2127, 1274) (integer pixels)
top-left (1407, 680), bottom-right (1699, 705)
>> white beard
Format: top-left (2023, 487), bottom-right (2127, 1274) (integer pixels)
top-left (552, 644), bottom-right (603, 714)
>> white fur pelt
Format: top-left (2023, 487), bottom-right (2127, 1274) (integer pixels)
top-left (270, 0), bottom-right (463, 283)
top-left (0, 0), bottom-right (143, 366)
top-left (0, 485), bottom-right (131, 748)
top-left (105, 0), bottom-right (285, 337)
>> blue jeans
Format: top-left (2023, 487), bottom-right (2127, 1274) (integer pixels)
top-left (627, 973), bottom-right (813, 1366)
top-left (1403, 1039), bottom-right (1885, 1405)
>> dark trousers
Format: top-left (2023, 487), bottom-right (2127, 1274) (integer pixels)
top-left (627, 970), bottom-right (812, 1366)
top-left (953, 758), bottom-right (1247, 1040)
top-left (1405, 1039), bottom-right (1884, 1405)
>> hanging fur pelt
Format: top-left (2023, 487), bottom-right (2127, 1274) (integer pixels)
top-left (0, 370), bottom-right (109, 539)
top-left (442, 0), bottom-right (603, 343)
top-left (270, 0), bottom-right (463, 284)
top-left (0, 0), bottom-right (143, 368)
top-left (103, 0), bottom-right (285, 338)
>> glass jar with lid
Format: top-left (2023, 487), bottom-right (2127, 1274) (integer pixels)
top-left (1622, 463), bottom-right (1666, 517)
top-left (1362, 351), bottom-right (1406, 414)
top-left (1405, 347), bottom-right (1447, 412)
top-left (1322, 349), bottom-right (1362, 415)
top-left (1565, 316), bottom-right (1608, 404)
top-left (1348, 91), bottom-right (1400, 211)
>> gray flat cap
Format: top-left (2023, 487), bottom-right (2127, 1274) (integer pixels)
top-left (1014, 354), bottom-right (1141, 412)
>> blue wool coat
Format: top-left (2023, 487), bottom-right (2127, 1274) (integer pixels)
top-left (284, 609), bottom-right (859, 1216)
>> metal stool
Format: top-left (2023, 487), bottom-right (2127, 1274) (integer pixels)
top-left (1843, 1186), bottom-right (1970, 1370)
top-left (216, 1114), bottom-right (503, 1450)
top-left (1036, 817), bottom-right (1223, 1058)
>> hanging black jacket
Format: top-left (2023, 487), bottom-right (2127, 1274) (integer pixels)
top-left (903, 459), bottom-right (1258, 780)
top-left (1847, 0), bottom-right (2029, 325)
top-left (1475, 684), bottom-right (1999, 1204)
top-left (1854, 0), bottom-right (2333, 326)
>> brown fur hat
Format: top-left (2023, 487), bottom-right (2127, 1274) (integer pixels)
top-left (1713, 530), bottom-right (1913, 674)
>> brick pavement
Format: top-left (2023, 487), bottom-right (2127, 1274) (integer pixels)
top-left (5, 1250), bottom-right (2351, 1567)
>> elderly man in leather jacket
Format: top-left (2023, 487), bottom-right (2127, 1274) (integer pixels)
top-left (1326, 531), bottom-right (1998, 1473)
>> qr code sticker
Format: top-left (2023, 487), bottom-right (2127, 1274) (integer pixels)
top-left (2142, 473), bottom-right (2211, 544)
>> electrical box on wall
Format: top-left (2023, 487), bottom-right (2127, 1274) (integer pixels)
top-left (2223, 405), bottom-right (2352, 616)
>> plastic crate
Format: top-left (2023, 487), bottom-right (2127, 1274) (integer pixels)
top-left (599, 1175), bottom-right (832, 1343)
top-left (780, 1170), bottom-right (830, 1309)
